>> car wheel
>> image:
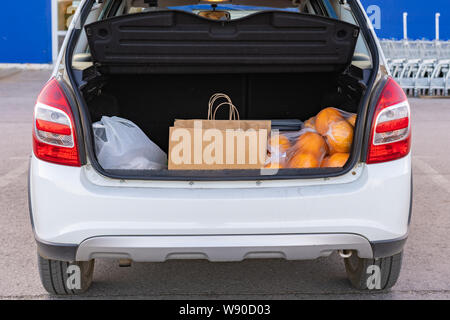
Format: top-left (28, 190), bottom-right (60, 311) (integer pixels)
top-left (37, 253), bottom-right (95, 295)
top-left (344, 251), bottom-right (403, 290)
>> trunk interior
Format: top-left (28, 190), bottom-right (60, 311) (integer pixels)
top-left (75, 9), bottom-right (371, 179)
top-left (81, 70), bottom-right (366, 177)
top-left (85, 72), bottom-right (363, 153)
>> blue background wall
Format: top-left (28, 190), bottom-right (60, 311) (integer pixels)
top-left (0, 0), bottom-right (52, 63)
top-left (361, 0), bottom-right (449, 40)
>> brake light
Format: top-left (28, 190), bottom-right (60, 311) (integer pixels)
top-left (367, 78), bottom-right (411, 164)
top-left (33, 79), bottom-right (80, 167)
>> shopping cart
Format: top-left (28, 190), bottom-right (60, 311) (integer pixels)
top-left (380, 40), bottom-right (450, 96)
top-left (429, 59), bottom-right (450, 96)
top-left (414, 59), bottom-right (437, 96)
top-left (398, 59), bottom-right (422, 96)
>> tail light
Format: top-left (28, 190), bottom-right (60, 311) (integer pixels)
top-left (367, 77), bottom-right (411, 164)
top-left (33, 78), bottom-right (80, 167)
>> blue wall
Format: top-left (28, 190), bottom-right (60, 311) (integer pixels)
top-left (0, 0), bottom-right (52, 63)
top-left (361, 0), bottom-right (449, 40)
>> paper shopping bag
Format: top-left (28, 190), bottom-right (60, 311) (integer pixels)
top-left (168, 93), bottom-right (270, 170)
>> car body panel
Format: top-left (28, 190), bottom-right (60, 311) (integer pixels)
top-left (30, 153), bottom-right (411, 245)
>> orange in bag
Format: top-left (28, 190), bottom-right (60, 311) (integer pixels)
top-left (294, 131), bottom-right (328, 160)
top-left (304, 117), bottom-right (316, 130)
top-left (347, 114), bottom-right (357, 127)
top-left (264, 161), bottom-right (285, 169)
top-left (268, 133), bottom-right (291, 154)
top-left (315, 108), bottom-right (344, 135)
top-left (289, 152), bottom-right (320, 169)
top-left (326, 120), bottom-right (354, 154)
top-left (322, 153), bottom-right (350, 168)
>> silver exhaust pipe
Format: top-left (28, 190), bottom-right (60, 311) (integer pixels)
top-left (338, 250), bottom-right (353, 258)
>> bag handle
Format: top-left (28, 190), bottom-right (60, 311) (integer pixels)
top-left (208, 93), bottom-right (240, 121)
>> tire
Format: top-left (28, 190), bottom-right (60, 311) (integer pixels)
top-left (344, 251), bottom-right (403, 290)
top-left (37, 253), bottom-right (95, 295)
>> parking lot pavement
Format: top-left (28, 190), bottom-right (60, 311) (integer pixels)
top-left (0, 70), bottom-right (450, 300)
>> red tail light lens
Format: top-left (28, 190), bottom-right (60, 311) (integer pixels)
top-left (367, 78), bottom-right (411, 164)
top-left (33, 79), bottom-right (80, 167)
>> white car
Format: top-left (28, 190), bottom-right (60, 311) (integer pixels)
top-left (29, 0), bottom-right (412, 294)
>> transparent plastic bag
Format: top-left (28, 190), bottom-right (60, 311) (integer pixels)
top-left (93, 116), bottom-right (167, 170)
top-left (266, 107), bottom-right (356, 169)
top-left (314, 107), bottom-right (355, 155)
top-left (303, 107), bottom-right (356, 133)
top-left (267, 129), bottom-right (328, 169)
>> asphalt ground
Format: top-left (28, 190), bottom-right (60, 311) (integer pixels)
top-left (0, 70), bottom-right (449, 299)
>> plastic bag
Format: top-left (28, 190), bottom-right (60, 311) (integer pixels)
top-left (93, 116), bottom-right (167, 170)
top-left (314, 107), bottom-right (355, 155)
top-left (267, 129), bottom-right (328, 169)
top-left (266, 107), bottom-right (356, 169)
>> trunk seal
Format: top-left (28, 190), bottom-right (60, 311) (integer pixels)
top-left (65, 0), bottom-right (380, 182)
top-left (59, 80), bottom-right (87, 165)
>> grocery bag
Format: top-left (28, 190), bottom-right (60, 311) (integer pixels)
top-left (168, 93), bottom-right (270, 170)
top-left (93, 116), bottom-right (167, 170)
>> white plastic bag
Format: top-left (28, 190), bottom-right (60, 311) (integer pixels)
top-left (93, 116), bottom-right (167, 170)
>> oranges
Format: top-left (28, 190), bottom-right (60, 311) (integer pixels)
top-left (289, 153), bottom-right (319, 169)
top-left (268, 134), bottom-right (291, 154)
top-left (315, 108), bottom-right (344, 135)
top-left (290, 108), bottom-right (355, 168)
top-left (325, 120), bottom-right (354, 154)
top-left (322, 153), bottom-right (350, 168)
top-left (287, 132), bottom-right (327, 169)
top-left (265, 108), bottom-right (356, 170)
top-left (304, 117), bottom-right (316, 130)
top-left (294, 131), bottom-right (328, 160)
top-left (264, 161), bottom-right (285, 169)
top-left (347, 114), bottom-right (357, 127)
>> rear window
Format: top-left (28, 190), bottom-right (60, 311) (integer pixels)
top-left (135, 4), bottom-right (300, 20)
top-left (126, 0), bottom-right (341, 18)
top-left (113, 0), bottom-right (335, 20)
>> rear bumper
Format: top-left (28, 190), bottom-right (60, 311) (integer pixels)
top-left (30, 154), bottom-right (411, 261)
top-left (36, 234), bottom-right (407, 262)
top-left (77, 234), bottom-right (375, 261)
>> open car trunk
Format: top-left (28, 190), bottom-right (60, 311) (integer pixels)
top-left (76, 10), bottom-right (372, 180)
top-left (85, 71), bottom-right (365, 153)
